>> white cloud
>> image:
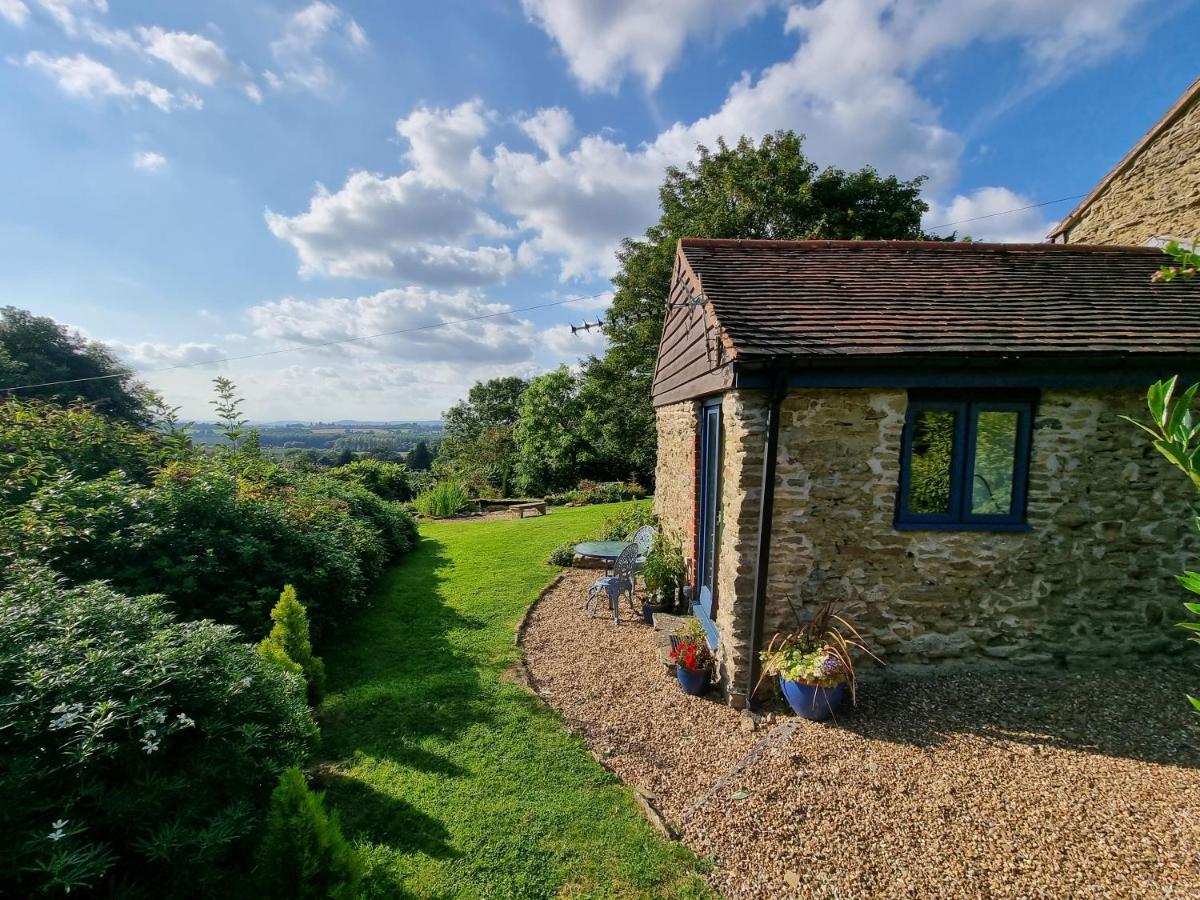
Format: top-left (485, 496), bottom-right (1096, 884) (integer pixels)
top-left (395, 100), bottom-right (492, 195)
top-left (922, 186), bottom-right (1054, 242)
top-left (109, 339), bottom-right (223, 368)
top-left (21, 51), bottom-right (202, 112)
top-left (133, 149), bottom-right (167, 171)
top-left (33, 0), bottom-right (105, 37)
top-left (247, 287), bottom-right (537, 366)
top-left (269, 1), bottom-right (366, 93)
top-left (0, 0), bottom-right (30, 27)
top-left (265, 170), bottom-right (513, 285)
top-left (522, 0), bottom-right (773, 91)
top-left (520, 107), bottom-right (574, 158)
top-left (136, 26), bottom-right (226, 85)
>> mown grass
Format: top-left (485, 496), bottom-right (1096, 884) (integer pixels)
top-left (317, 503), bottom-right (713, 899)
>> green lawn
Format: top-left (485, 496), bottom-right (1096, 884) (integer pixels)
top-left (317, 503), bottom-right (713, 899)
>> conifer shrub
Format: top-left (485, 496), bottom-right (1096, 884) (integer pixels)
top-left (0, 564), bottom-right (317, 897)
top-left (255, 767), bottom-right (362, 900)
top-left (259, 585), bottom-right (326, 704)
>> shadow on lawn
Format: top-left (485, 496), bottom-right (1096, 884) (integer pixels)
top-left (833, 664), bottom-right (1200, 768)
top-left (316, 535), bottom-right (497, 851)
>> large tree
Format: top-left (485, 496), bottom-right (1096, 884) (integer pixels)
top-left (434, 376), bottom-right (528, 495)
top-left (580, 131), bottom-right (932, 486)
top-left (514, 366), bottom-right (586, 496)
top-left (0, 306), bottom-right (155, 426)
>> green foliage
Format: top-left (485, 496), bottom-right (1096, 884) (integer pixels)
top-left (0, 306), bottom-right (157, 426)
top-left (580, 131), bottom-right (932, 488)
top-left (908, 409), bottom-right (955, 513)
top-left (406, 440), bottom-right (435, 471)
top-left (259, 585), bottom-right (326, 704)
top-left (1, 401), bottom-right (418, 636)
top-left (0, 564), bottom-right (317, 897)
top-left (413, 480), bottom-right (469, 518)
top-left (597, 502), bottom-right (656, 541)
top-left (1123, 374), bottom-right (1200, 712)
top-left (1153, 239), bottom-right (1200, 282)
top-left (435, 376), bottom-right (527, 495)
top-left (329, 458), bottom-right (415, 501)
top-left (547, 480), bottom-right (648, 506)
top-left (514, 366), bottom-right (586, 495)
top-left (759, 603), bottom-right (877, 700)
top-left (642, 530), bottom-right (687, 596)
top-left (255, 768), bottom-right (362, 900)
top-left (211, 376), bottom-right (249, 452)
top-left (547, 543), bottom-right (577, 567)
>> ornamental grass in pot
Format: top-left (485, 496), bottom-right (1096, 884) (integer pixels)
top-left (758, 602), bottom-right (879, 722)
top-left (669, 620), bottom-right (713, 696)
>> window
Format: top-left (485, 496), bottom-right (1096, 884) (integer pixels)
top-left (896, 394), bottom-right (1034, 530)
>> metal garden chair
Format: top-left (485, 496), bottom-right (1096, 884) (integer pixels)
top-left (586, 541), bottom-right (640, 625)
top-left (631, 524), bottom-right (656, 584)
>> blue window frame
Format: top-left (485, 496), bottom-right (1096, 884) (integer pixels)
top-left (895, 393), bottom-right (1035, 531)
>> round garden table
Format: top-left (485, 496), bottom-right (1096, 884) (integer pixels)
top-left (573, 540), bottom-right (631, 575)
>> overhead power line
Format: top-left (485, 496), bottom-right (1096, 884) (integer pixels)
top-left (924, 192), bottom-right (1087, 232)
top-left (1, 291), bottom-right (611, 394)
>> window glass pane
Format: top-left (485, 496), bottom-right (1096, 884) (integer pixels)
top-left (908, 409), bottom-right (956, 514)
top-left (971, 411), bottom-right (1018, 515)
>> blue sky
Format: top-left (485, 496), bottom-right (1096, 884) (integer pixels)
top-left (1, 0), bottom-right (1196, 421)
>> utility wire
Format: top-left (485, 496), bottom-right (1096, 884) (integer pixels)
top-left (924, 192), bottom-right (1087, 232)
top-left (1, 292), bottom-right (610, 394)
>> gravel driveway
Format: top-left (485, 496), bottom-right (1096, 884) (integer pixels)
top-left (521, 569), bottom-right (1200, 899)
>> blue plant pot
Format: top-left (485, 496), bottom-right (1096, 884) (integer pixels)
top-left (676, 666), bottom-right (710, 696)
top-left (780, 678), bottom-right (847, 721)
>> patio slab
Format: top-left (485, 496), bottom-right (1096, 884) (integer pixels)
top-left (521, 568), bottom-right (1200, 899)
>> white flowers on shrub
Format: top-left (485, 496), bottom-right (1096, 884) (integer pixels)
top-left (47, 820), bottom-right (68, 841)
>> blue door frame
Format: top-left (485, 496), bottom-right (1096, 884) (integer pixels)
top-left (694, 400), bottom-right (721, 649)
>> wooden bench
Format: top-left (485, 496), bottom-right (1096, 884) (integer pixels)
top-left (508, 501), bottom-right (547, 519)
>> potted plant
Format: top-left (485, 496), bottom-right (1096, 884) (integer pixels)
top-left (669, 620), bottom-right (713, 696)
top-left (640, 532), bottom-right (686, 623)
top-left (758, 602), bottom-right (878, 721)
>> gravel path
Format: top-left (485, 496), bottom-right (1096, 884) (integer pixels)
top-left (522, 569), bottom-right (1200, 899)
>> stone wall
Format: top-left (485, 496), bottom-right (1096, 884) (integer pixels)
top-left (1063, 92), bottom-right (1200, 244)
top-left (654, 400), bottom-right (698, 558)
top-left (756, 388), bottom-right (1199, 687)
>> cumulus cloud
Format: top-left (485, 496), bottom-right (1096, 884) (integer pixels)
top-left (522, 0), bottom-right (773, 92)
top-left (133, 149), bottom-right (167, 171)
top-left (520, 107), bottom-right (574, 158)
top-left (265, 170), bottom-right (513, 284)
top-left (20, 51), bottom-right (202, 111)
top-left (268, 1), bottom-right (366, 93)
top-left (922, 187), bottom-right (1055, 242)
top-left (247, 287), bottom-right (537, 366)
top-left (0, 0), bottom-right (30, 27)
top-left (109, 339), bottom-right (224, 368)
top-left (395, 100), bottom-right (492, 195)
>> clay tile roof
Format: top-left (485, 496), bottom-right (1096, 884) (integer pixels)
top-left (677, 238), bottom-right (1200, 360)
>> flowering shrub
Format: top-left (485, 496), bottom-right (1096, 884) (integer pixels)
top-left (0, 564), bottom-right (317, 896)
top-left (0, 401), bottom-right (417, 636)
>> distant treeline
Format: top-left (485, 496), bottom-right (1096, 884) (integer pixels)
top-left (189, 422), bottom-right (443, 452)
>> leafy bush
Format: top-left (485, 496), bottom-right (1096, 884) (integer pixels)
top-left (547, 480), bottom-right (648, 506)
top-left (642, 530), bottom-right (686, 605)
top-left (413, 480), bottom-right (469, 518)
top-left (328, 458), bottom-right (415, 502)
top-left (597, 502), bottom-right (656, 541)
top-left (255, 767), bottom-right (362, 900)
top-left (547, 543), bottom-right (577, 567)
top-left (1, 404), bottom-right (418, 636)
top-left (259, 585), bottom-right (326, 704)
top-left (0, 564), bottom-right (317, 897)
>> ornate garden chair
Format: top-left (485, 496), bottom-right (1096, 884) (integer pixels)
top-left (631, 524), bottom-right (656, 583)
top-left (586, 542), bottom-right (640, 625)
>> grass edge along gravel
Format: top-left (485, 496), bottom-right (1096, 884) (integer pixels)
top-left (316, 502), bottom-right (715, 899)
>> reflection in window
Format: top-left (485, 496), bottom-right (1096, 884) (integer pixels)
top-left (908, 410), bottom-right (955, 514)
top-left (971, 411), bottom-right (1018, 515)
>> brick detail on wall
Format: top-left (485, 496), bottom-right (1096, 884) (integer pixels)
top-left (1064, 94), bottom-right (1200, 245)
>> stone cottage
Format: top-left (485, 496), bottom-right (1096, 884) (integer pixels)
top-left (1049, 74), bottom-right (1200, 245)
top-left (653, 238), bottom-right (1200, 708)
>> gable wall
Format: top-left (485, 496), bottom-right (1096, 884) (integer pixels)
top-left (1063, 92), bottom-right (1200, 244)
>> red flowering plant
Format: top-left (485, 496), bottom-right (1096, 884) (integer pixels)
top-left (669, 620), bottom-right (713, 672)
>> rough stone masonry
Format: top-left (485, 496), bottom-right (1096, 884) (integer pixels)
top-left (656, 388), bottom-right (1200, 703)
